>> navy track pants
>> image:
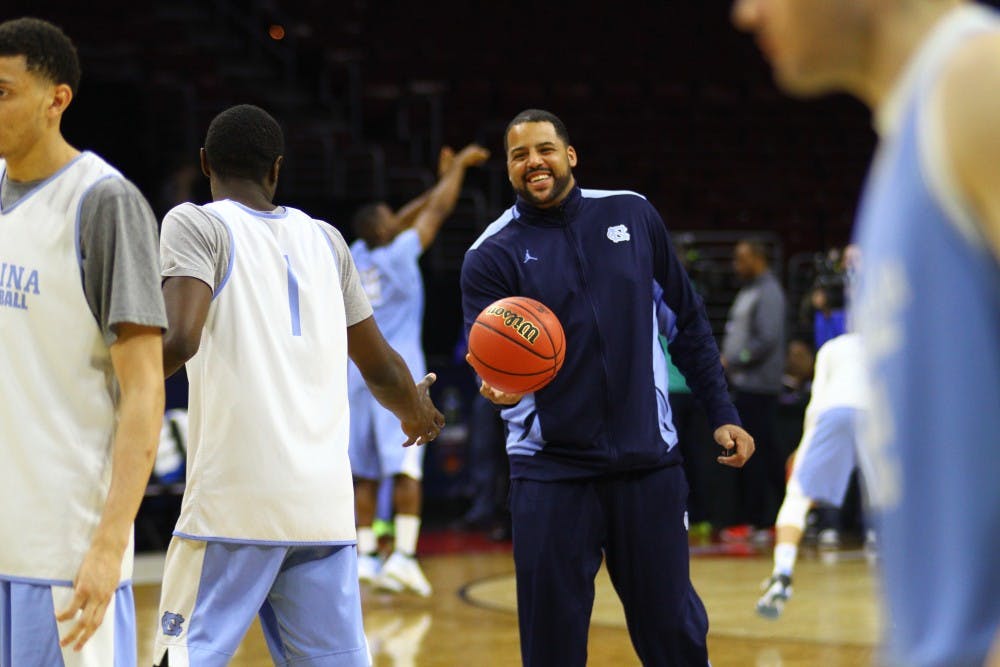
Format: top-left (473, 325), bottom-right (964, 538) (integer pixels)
top-left (510, 464), bottom-right (709, 667)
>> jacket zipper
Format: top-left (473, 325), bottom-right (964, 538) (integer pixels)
top-left (563, 208), bottom-right (617, 461)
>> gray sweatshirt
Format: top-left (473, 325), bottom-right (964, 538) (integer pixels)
top-left (722, 270), bottom-right (786, 394)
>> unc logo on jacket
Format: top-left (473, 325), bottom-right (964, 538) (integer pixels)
top-left (606, 224), bottom-right (631, 243)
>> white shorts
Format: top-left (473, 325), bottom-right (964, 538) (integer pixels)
top-left (348, 384), bottom-right (424, 481)
top-left (0, 578), bottom-right (136, 667)
top-left (791, 406), bottom-right (861, 506)
top-left (154, 538), bottom-right (367, 667)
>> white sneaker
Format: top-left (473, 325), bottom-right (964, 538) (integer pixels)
top-left (755, 573), bottom-right (793, 618)
top-left (357, 553), bottom-right (382, 585)
top-left (817, 528), bottom-right (841, 549)
top-left (376, 552), bottom-right (432, 597)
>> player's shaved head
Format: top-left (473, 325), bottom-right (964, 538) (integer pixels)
top-left (204, 104), bottom-right (284, 182)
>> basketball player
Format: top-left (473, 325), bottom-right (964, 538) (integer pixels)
top-left (153, 104), bottom-right (444, 666)
top-left (461, 109), bottom-right (755, 667)
top-left (756, 332), bottom-right (870, 618)
top-left (0, 17), bottom-right (166, 666)
top-left (349, 142), bottom-right (488, 595)
top-left (733, 1), bottom-right (1000, 664)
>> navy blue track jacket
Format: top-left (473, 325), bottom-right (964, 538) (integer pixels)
top-left (461, 186), bottom-right (739, 481)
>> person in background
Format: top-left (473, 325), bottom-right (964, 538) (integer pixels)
top-left (756, 332), bottom-right (869, 618)
top-left (721, 238), bottom-right (787, 541)
top-left (348, 142), bottom-right (488, 596)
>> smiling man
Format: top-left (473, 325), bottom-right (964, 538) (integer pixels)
top-left (733, 1), bottom-right (1000, 665)
top-left (461, 108), bottom-right (755, 667)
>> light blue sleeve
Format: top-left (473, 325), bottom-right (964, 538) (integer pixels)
top-left (385, 228), bottom-right (422, 264)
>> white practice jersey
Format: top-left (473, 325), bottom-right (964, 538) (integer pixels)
top-left (803, 333), bottom-right (869, 430)
top-left (0, 153), bottom-right (133, 583)
top-left (175, 200), bottom-right (355, 544)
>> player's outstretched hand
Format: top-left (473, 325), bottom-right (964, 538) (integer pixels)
top-left (55, 542), bottom-right (122, 651)
top-left (714, 424), bottom-right (755, 467)
top-left (401, 373), bottom-right (445, 447)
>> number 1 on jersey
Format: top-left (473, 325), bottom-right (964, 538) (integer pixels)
top-left (284, 255), bottom-right (302, 336)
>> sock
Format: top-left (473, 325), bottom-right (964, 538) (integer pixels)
top-left (773, 542), bottom-right (798, 577)
top-left (357, 527), bottom-right (377, 556)
top-left (394, 514), bottom-right (421, 556)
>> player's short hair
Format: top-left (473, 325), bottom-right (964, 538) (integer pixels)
top-left (504, 109), bottom-right (571, 152)
top-left (352, 202), bottom-right (386, 246)
top-left (0, 17), bottom-right (81, 94)
top-left (204, 104), bottom-right (284, 181)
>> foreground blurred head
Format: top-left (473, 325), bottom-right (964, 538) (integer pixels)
top-left (731, 0), bottom-right (883, 98)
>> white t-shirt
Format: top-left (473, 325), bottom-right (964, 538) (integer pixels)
top-left (804, 333), bottom-right (870, 426)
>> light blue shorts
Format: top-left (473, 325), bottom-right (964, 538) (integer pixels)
top-left (792, 406), bottom-right (861, 506)
top-left (0, 577), bottom-right (136, 667)
top-left (154, 539), bottom-right (367, 667)
top-left (348, 383), bottom-right (424, 481)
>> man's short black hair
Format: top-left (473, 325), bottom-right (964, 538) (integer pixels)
top-left (504, 109), bottom-right (571, 152)
top-left (352, 202), bottom-right (385, 246)
top-left (0, 17), bottom-right (81, 94)
top-left (204, 104), bottom-right (284, 181)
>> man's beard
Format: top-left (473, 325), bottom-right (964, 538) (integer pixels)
top-left (516, 169), bottom-right (574, 208)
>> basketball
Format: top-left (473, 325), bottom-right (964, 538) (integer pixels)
top-left (468, 296), bottom-right (566, 394)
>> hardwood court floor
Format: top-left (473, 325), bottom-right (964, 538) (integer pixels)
top-left (135, 547), bottom-right (879, 666)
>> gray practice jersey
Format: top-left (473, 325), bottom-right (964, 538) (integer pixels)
top-left (1, 173), bottom-right (167, 344)
top-left (160, 202), bottom-right (372, 326)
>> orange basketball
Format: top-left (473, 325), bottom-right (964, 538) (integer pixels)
top-left (468, 296), bottom-right (566, 394)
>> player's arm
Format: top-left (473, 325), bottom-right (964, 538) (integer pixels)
top-left (647, 205), bottom-right (753, 465)
top-left (55, 179), bottom-right (166, 649)
top-left (57, 324), bottom-right (164, 650)
top-left (939, 34), bottom-right (1000, 261)
top-left (394, 146), bottom-right (458, 228)
top-left (161, 277), bottom-right (212, 377)
top-left (159, 204), bottom-right (227, 377)
top-left (408, 143), bottom-right (490, 250)
top-left (347, 316), bottom-right (444, 445)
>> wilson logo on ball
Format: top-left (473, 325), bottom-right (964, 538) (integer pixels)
top-left (483, 306), bottom-right (540, 344)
